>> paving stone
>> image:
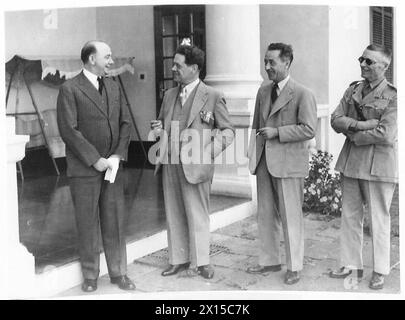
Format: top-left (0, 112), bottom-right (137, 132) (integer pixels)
top-left (150, 276), bottom-right (227, 292)
top-left (210, 233), bottom-right (259, 257)
top-left (221, 270), bottom-right (259, 290)
top-left (304, 238), bottom-right (340, 260)
top-left (216, 216), bottom-right (258, 240)
top-left (135, 249), bottom-right (169, 268)
top-left (210, 252), bottom-right (250, 269)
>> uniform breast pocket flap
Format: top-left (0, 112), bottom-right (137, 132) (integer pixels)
top-left (362, 99), bottom-right (389, 120)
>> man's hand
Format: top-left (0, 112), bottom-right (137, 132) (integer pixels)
top-left (257, 127), bottom-right (279, 140)
top-left (93, 158), bottom-right (112, 172)
top-left (356, 119), bottom-right (379, 131)
top-left (345, 132), bottom-right (355, 141)
top-left (151, 120), bottom-right (163, 131)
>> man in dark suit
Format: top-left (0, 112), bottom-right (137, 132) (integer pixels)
top-left (57, 40), bottom-right (135, 292)
top-left (247, 43), bottom-right (317, 285)
top-left (150, 44), bottom-right (234, 279)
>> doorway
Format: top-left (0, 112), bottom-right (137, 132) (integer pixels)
top-left (153, 5), bottom-right (206, 116)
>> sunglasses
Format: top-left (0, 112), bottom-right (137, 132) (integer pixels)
top-left (358, 56), bottom-right (377, 66)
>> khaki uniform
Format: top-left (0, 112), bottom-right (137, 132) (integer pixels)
top-left (331, 78), bottom-right (397, 275)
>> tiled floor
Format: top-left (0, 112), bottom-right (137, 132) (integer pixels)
top-left (17, 167), bottom-right (249, 273)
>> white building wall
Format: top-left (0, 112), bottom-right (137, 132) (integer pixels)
top-left (4, 6), bottom-right (157, 141)
top-left (328, 6), bottom-right (370, 165)
top-left (4, 8), bottom-right (97, 60)
top-left (96, 6), bottom-right (156, 141)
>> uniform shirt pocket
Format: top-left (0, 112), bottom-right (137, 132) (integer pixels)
top-left (362, 99), bottom-right (389, 120)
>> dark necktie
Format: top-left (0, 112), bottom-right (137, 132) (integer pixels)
top-left (271, 83), bottom-right (279, 104)
top-left (97, 77), bottom-right (104, 95)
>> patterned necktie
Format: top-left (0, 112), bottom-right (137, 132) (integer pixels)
top-left (179, 86), bottom-right (187, 106)
top-left (271, 83), bottom-right (279, 104)
top-left (97, 77), bottom-right (104, 95)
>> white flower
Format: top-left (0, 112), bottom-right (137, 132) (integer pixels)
top-left (320, 196), bottom-right (327, 203)
top-left (311, 190), bottom-right (316, 195)
top-left (303, 189), bottom-right (307, 194)
top-left (332, 203), bottom-right (338, 210)
top-left (181, 38), bottom-right (191, 46)
top-left (334, 197), bottom-right (339, 203)
top-left (316, 179), bottom-right (321, 184)
top-left (317, 189), bottom-right (320, 195)
top-left (335, 190), bottom-right (342, 196)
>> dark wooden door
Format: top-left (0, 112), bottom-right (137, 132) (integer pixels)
top-left (154, 5), bottom-right (205, 116)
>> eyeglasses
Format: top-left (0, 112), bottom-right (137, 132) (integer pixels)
top-left (358, 56), bottom-right (377, 66)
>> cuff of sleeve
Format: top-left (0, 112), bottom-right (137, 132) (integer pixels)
top-left (278, 127), bottom-right (285, 143)
top-left (347, 120), bottom-right (358, 132)
top-left (90, 157), bottom-right (101, 167)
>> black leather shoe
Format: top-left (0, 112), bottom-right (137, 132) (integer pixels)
top-left (161, 263), bottom-right (190, 276)
top-left (369, 271), bottom-right (384, 290)
top-left (329, 267), bottom-right (363, 279)
top-left (247, 264), bottom-right (282, 274)
top-left (197, 265), bottom-right (214, 279)
top-left (81, 279), bottom-right (97, 292)
top-left (284, 270), bottom-right (300, 285)
top-left (110, 275), bottom-right (136, 290)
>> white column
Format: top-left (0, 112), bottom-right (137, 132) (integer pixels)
top-left (328, 6), bottom-right (370, 167)
top-left (205, 5), bottom-right (262, 198)
top-left (0, 117), bottom-right (35, 299)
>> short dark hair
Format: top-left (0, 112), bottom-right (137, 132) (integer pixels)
top-left (81, 41), bottom-right (98, 64)
top-left (175, 45), bottom-right (205, 71)
top-left (267, 43), bottom-right (294, 65)
top-left (366, 44), bottom-right (392, 65)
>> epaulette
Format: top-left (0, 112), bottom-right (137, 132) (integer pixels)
top-left (386, 81), bottom-right (397, 92)
top-left (349, 80), bottom-right (362, 88)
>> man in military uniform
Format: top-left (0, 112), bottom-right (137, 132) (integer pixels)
top-left (329, 44), bottom-right (397, 290)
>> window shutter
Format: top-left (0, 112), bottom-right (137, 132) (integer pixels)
top-left (371, 7), bottom-right (394, 83)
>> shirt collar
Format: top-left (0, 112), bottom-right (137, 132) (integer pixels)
top-left (83, 68), bottom-right (99, 89)
top-left (276, 74), bottom-right (290, 92)
top-left (367, 77), bottom-right (386, 89)
top-left (182, 78), bottom-right (200, 94)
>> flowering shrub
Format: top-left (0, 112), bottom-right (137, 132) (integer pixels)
top-left (303, 150), bottom-right (342, 216)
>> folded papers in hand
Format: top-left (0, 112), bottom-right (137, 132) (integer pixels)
top-left (104, 157), bottom-right (120, 183)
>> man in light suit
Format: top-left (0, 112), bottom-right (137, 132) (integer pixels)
top-left (150, 44), bottom-right (234, 279)
top-left (247, 43), bottom-right (317, 284)
top-left (329, 44), bottom-right (397, 290)
top-left (57, 40), bottom-right (135, 292)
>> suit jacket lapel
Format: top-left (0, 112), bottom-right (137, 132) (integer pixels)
top-left (163, 88), bottom-right (179, 134)
top-left (104, 79), bottom-right (115, 118)
top-left (261, 84), bottom-right (272, 121)
top-left (186, 81), bottom-right (208, 128)
top-left (268, 79), bottom-right (294, 118)
top-left (351, 81), bottom-right (363, 105)
top-left (75, 72), bottom-right (108, 118)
